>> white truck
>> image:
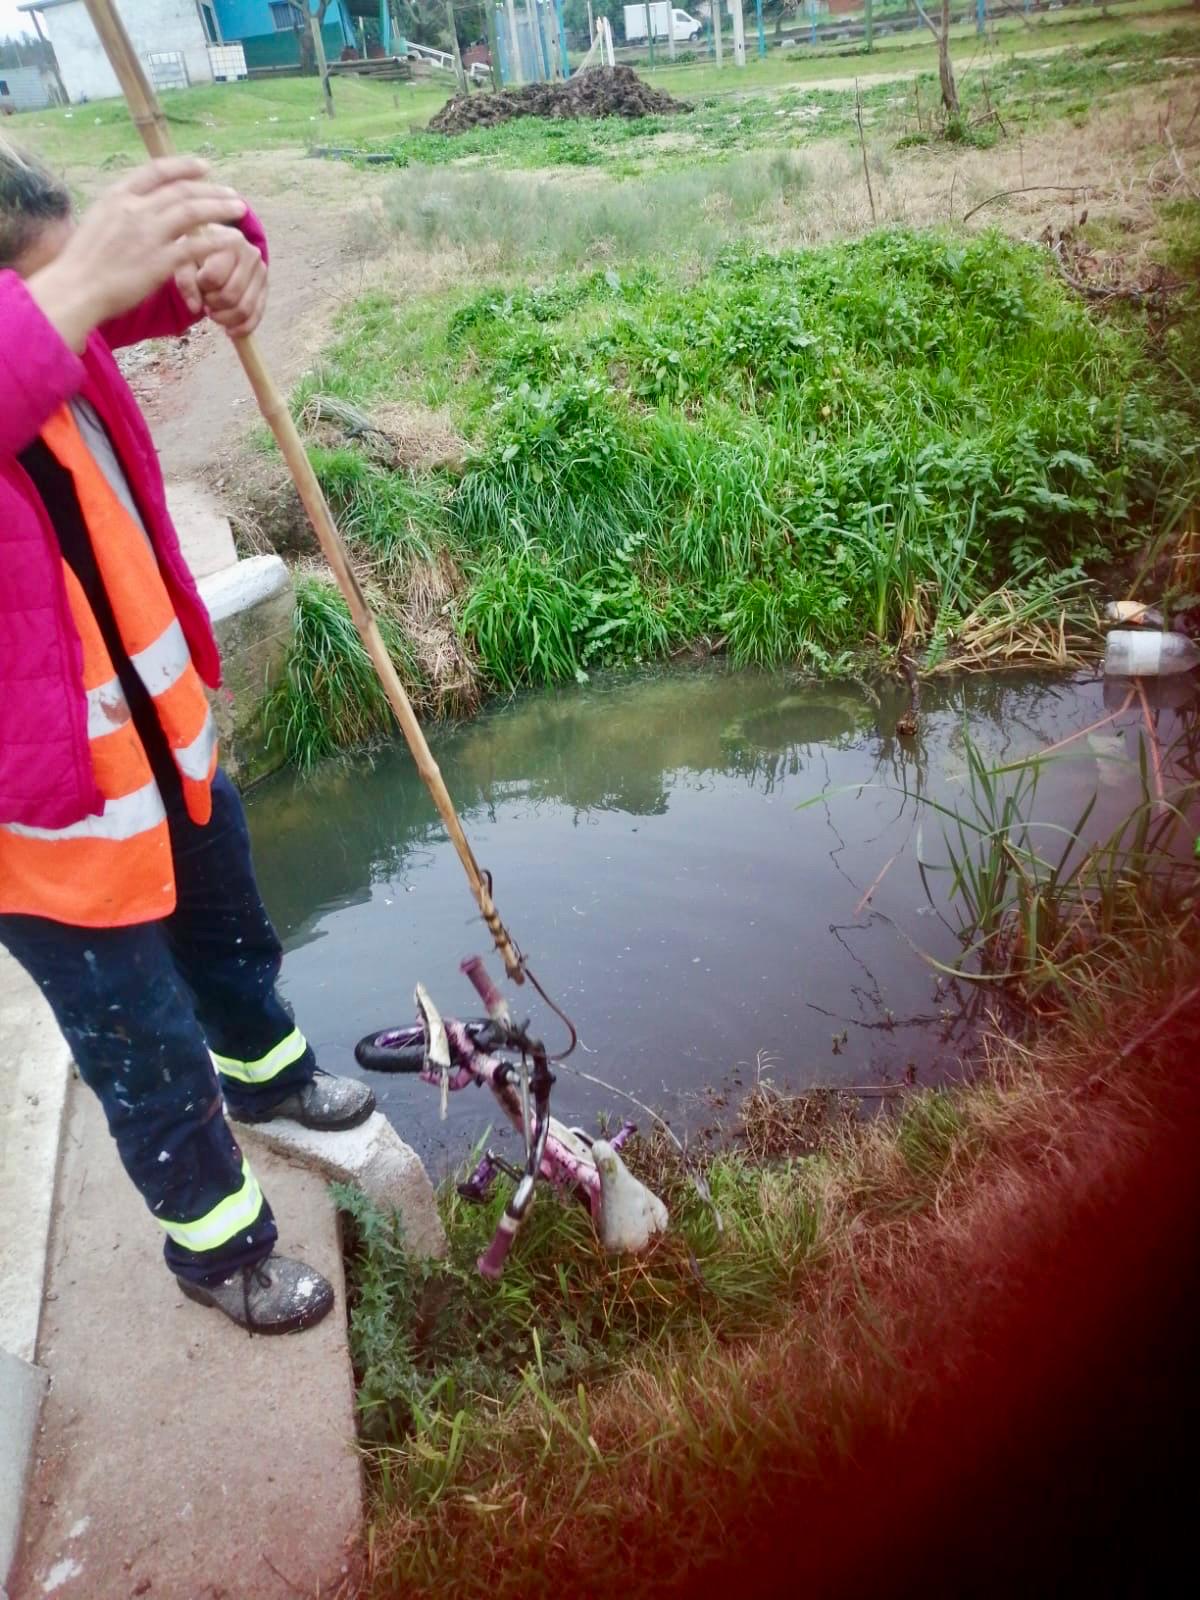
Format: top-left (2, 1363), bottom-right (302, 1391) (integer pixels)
top-left (623, 4), bottom-right (704, 44)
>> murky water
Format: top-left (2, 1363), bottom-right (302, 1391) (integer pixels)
top-left (246, 665), bottom-right (1196, 1173)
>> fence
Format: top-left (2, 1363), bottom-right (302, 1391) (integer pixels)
top-left (493, 1), bottom-right (571, 85)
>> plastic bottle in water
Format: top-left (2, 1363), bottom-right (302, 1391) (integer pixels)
top-left (1103, 629), bottom-right (1200, 677)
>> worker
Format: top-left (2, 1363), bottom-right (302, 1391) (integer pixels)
top-left (0, 142), bottom-right (375, 1335)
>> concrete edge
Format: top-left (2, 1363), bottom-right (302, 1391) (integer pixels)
top-left (0, 1350), bottom-right (50, 1594)
top-left (236, 1110), bottom-right (448, 1260)
top-left (0, 957), bottom-right (72, 1594)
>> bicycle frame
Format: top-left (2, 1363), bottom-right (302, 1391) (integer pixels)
top-left (356, 955), bottom-right (657, 1278)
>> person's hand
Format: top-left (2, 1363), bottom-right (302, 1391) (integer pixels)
top-left (175, 225), bottom-right (267, 339)
top-left (26, 157), bottom-right (247, 351)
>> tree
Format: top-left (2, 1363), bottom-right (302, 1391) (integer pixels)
top-left (915, 0), bottom-right (958, 117)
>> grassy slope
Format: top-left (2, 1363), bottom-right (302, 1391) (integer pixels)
top-left (264, 206), bottom-right (1196, 765)
top-left (343, 912), bottom-right (1200, 1598)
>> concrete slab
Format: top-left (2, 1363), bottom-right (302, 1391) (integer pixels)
top-left (0, 1351), bottom-right (48, 1594)
top-left (0, 954), bottom-right (70, 1365)
top-left (165, 480), bottom-right (237, 581)
top-left (199, 555), bottom-right (295, 787)
top-left (10, 1080), bottom-right (363, 1600)
top-left (238, 1112), bottom-right (447, 1260)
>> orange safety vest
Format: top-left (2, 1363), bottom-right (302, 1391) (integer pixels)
top-left (0, 405), bottom-right (217, 928)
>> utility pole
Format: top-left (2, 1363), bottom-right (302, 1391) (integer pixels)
top-left (505, 0), bottom-right (523, 83)
top-left (445, 0), bottom-right (469, 93)
top-left (668, 2), bottom-right (677, 60)
top-left (555, 0), bottom-right (569, 75)
top-left (713, 0), bottom-right (724, 68)
top-left (310, 10), bottom-right (334, 117)
top-left (754, 0), bottom-right (765, 58)
top-left (645, 1), bottom-right (656, 67)
top-left (730, 0), bottom-right (746, 67)
top-left (486, 2), bottom-right (502, 86)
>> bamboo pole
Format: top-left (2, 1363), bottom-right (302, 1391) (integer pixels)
top-left (80, 0), bottom-right (526, 983)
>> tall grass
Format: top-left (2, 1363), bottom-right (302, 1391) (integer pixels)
top-left (264, 574), bottom-right (428, 771)
top-left (381, 154), bottom-right (814, 270)
top-left (273, 222), bottom-right (1195, 749)
top-left (443, 229), bottom-right (1191, 686)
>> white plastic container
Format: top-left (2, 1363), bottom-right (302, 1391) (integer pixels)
top-left (1103, 629), bottom-right (1200, 677)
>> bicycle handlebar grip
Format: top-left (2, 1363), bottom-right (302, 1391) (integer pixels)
top-left (477, 1212), bottom-right (519, 1280)
top-left (461, 955), bottom-right (509, 1024)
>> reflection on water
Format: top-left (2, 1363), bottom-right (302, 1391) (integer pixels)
top-left (245, 663), bottom-right (1194, 1171)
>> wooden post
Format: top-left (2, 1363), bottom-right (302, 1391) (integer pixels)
top-left (854, 77), bottom-right (876, 225)
top-left (667, 3), bottom-right (677, 61)
top-left (730, 0), bottom-right (745, 67)
top-left (645, 2), bottom-right (656, 69)
top-left (865, 0), bottom-right (874, 53)
top-left (445, 0), bottom-right (469, 92)
top-left (310, 12), bottom-right (334, 117)
top-left (505, 0), bottom-right (524, 83)
top-left (79, 0), bottom-right (526, 983)
top-left (29, 7), bottom-right (69, 104)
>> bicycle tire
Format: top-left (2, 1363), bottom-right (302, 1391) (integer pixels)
top-left (354, 1027), bottom-right (427, 1073)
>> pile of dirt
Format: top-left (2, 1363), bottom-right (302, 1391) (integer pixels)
top-left (427, 66), bottom-right (691, 135)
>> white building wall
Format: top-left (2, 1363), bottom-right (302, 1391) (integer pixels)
top-left (0, 65), bottom-right (55, 110)
top-left (36, 0), bottom-right (214, 104)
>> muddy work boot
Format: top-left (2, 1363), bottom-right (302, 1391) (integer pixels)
top-left (179, 1255), bottom-right (334, 1335)
top-left (230, 1070), bottom-right (376, 1132)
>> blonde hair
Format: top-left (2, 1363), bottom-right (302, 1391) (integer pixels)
top-left (0, 136), bottom-right (71, 270)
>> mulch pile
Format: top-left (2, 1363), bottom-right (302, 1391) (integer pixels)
top-left (427, 66), bottom-right (691, 135)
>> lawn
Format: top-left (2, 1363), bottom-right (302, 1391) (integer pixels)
top-left (9, 1), bottom-right (1196, 175)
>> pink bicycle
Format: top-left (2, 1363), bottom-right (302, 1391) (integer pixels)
top-left (355, 956), bottom-right (669, 1278)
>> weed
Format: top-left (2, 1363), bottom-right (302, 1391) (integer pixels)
top-left (264, 574), bottom-right (429, 771)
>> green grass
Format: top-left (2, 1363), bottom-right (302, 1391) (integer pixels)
top-left (11, 73), bottom-right (449, 169)
top-left (12, 8), bottom-right (1196, 174)
top-left (278, 221), bottom-right (1196, 718)
top-left (341, 912), bottom-right (1200, 1598)
top-left (264, 573), bottom-right (429, 771)
top-left (305, 23), bottom-right (1200, 178)
top-left (267, 180), bottom-right (1200, 741)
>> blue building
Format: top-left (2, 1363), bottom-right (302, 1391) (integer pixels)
top-left (208, 2), bottom-right (398, 72)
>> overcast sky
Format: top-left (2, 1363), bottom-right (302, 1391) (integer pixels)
top-left (1, 0), bottom-right (32, 37)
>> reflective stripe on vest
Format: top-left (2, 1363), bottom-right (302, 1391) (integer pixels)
top-left (211, 1027), bottom-right (309, 1086)
top-left (154, 1158), bottom-right (265, 1253)
top-left (39, 406), bottom-right (218, 827)
top-left (5, 779), bottom-right (166, 843)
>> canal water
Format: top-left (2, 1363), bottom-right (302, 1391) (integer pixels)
top-left (245, 665), bottom-right (1195, 1175)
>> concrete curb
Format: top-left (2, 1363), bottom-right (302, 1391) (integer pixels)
top-left (0, 1353), bottom-right (48, 1597)
top-left (237, 1110), bottom-right (448, 1259)
top-left (0, 956), bottom-right (71, 1595)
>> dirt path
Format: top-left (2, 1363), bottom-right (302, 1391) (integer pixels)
top-left (124, 154), bottom-right (389, 482)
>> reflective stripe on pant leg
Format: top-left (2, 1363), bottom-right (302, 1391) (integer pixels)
top-left (211, 1026), bottom-right (308, 1086)
top-left (154, 1157), bottom-right (265, 1253)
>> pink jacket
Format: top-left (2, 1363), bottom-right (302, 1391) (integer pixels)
top-left (0, 211), bottom-right (268, 831)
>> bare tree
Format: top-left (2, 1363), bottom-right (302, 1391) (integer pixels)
top-left (914, 0), bottom-right (959, 118)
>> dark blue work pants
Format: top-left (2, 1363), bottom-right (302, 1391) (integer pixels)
top-left (0, 772), bottom-right (314, 1284)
